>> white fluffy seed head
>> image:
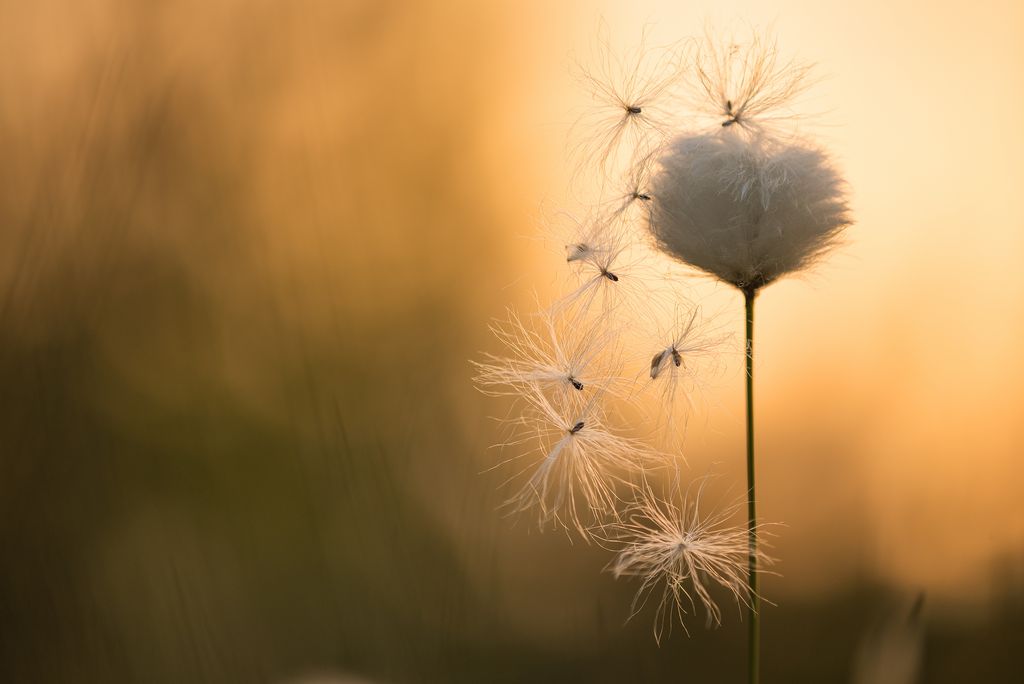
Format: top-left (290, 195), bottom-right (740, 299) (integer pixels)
top-left (647, 131), bottom-right (850, 291)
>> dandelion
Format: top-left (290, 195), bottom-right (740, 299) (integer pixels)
top-left (689, 29), bottom-right (815, 134)
top-left (572, 26), bottom-right (685, 175)
top-left (610, 477), bottom-right (773, 643)
top-left (497, 383), bottom-right (654, 538)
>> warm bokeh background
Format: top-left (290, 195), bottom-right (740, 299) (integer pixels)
top-left (1, 0), bottom-right (1022, 681)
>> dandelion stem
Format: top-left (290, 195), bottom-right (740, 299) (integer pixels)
top-left (743, 286), bottom-right (759, 684)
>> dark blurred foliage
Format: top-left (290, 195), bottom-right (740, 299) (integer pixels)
top-left (0, 2), bottom-right (1020, 682)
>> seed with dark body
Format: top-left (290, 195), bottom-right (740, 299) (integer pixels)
top-left (723, 100), bottom-right (738, 126)
top-left (570, 421), bottom-right (585, 434)
top-left (626, 105), bottom-right (642, 114)
top-left (650, 350), bottom-right (667, 378)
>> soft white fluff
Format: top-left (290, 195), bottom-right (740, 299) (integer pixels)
top-left (644, 305), bottom-right (728, 453)
top-left (610, 478), bottom-right (773, 642)
top-left (689, 30), bottom-right (814, 133)
top-left (647, 131), bottom-right (850, 291)
top-left (495, 384), bottom-right (654, 539)
top-left (571, 29), bottom-right (684, 175)
top-left (472, 306), bottom-right (622, 409)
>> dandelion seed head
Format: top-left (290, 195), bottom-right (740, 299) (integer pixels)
top-left (647, 131), bottom-right (851, 291)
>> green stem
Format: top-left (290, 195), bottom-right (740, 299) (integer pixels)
top-left (744, 286), bottom-right (759, 684)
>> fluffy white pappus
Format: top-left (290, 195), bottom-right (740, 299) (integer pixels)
top-left (570, 27), bottom-right (685, 178)
top-left (495, 384), bottom-right (657, 539)
top-left (602, 149), bottom-right (659, 222)
top-left (643, 305), bottom-right (729, 453)
top-left (471, 306), bottom-right (623, 408)
top-left (647, 131), bottom-right (850, 291)
top-left (689, 29), bottom-right (815, 134)
top-left (554, 210), bottom-right (624, 265)
top-left (553, 216), bottom-right (674, 323)
top-left (608, 477), bottom-right (774, 643)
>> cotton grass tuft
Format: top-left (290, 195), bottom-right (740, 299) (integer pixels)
top-left (647, 131), bottom-right (850, 291)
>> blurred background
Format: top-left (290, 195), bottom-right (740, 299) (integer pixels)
top-left (1, 0), bottom-right (1022, 681)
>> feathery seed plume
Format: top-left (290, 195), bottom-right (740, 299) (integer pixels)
top-left (611, 478), bottom-right (774, 643)
top-left (689, 30), bottom-right (815, 134)
top-left (472, 307), bottom-right (618, 407)
top-left (572, 27), bottom-right (685, 175)
top-left (498, 384), bottom-right (656, 538)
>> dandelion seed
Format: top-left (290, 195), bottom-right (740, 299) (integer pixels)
top-left (554, 220), bottom-right (671, 321)
top-left (689, 29), bottom-right (815, 134)
top-left (497, 384), bottom-right (655, 538)
top-left (571, 26), bottom-right (685, 175)
top-left (610, 478), bottom-right (774, 643)
top-left (472, 306), bottom-right (618, 407)
top-left (642, 305), bottom-right (728, 447)
top-left (604, 149), bottom-right (659, 221)
top-left (647, 131), bottom-right (850, 292)
top-left (649, 346), bottom-right (682, 379)
top-left (648, 306), bottom-right (724, 382)
top-left (557, 229), bottom-right (630, 312)
top-left (547, 210), bottom-right (622, 266)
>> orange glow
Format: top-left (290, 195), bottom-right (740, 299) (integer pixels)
top-left (1, 1), bottom-right (1021, 680)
